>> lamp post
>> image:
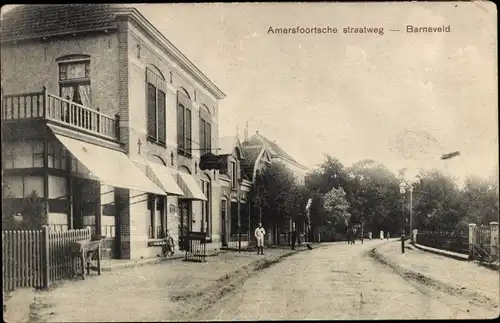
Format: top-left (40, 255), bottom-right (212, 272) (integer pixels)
top-left (399, 182), bottom-right (406, 254)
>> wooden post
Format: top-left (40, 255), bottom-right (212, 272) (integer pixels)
top-left (468, 223), bottom-right (477, 260)
top-left (95, 184), bottom-right (102, 236)
top-left (68, 156), bottom-right (74, 229)
top-left (41, 226), bottom-right (50, 289)
top-left (490, 222), bottom-right (499, 262)
top-left (115, 114), bottom-right (121, 140)
top-left (42, 86), bottom-right (48, 118)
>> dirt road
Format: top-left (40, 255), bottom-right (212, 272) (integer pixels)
top-left (194, 240), bottom-right (498, 320)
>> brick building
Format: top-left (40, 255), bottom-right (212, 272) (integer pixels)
top-left (1, 4), bottom-right (226, 259)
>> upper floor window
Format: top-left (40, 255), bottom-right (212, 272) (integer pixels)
top-left (231, 161), bottom-right (237, 189)
top-left (199, 118), bottom-right (212, 155)
top-left (177, 89), bottom-right (192, 157)
top-left (57, 55), bottom-right (91, 108)
top-left (146, 66), bottom-right (167, 145)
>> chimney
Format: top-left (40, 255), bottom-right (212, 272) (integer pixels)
top-left (244, 121), bottom-right (249, 141)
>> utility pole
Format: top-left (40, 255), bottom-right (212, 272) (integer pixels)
top-left (409, 185), bottom-right (414, 236)
top-left (399, 182), bottom-right (406, 254)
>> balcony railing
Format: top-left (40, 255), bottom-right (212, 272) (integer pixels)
top-left (1, 87), bottom-right (120, 140)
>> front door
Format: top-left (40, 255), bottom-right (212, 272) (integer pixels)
top-left (178, 199), bottom-right (191, 250)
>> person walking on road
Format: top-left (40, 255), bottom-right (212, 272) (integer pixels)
top-left (254, 222), bottom-right (266, 255)
top-left (291, 224), bottom-right (297, 250)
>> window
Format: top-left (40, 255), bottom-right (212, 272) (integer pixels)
top-left (199, 118), bottom-right (212, 155)
top-left (177, 104), bottom-right (192, 156)
top-left (47, 141), bottom-right (67, 170)
top-left (3, 176), bottom-right (45, 198)
top-left (2, 141), bottom-right (45, 169)
top-left (48, 176), bottom-right (68, 199)
top-left (146, 194), bottom-right (164, 239)
top-left (3, 144), bottom-right (14, 169)
top-left (177, 90), bottom-right (192, 157)
top-left (146, 67), bottom-right (167, 145)
top-left (58, 57), bottom-right (91, 108)
top-left (201, 179), bottom-right (211, 238)
top-left (231, 161), bottom-right (238, 189)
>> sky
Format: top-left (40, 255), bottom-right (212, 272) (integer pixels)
top-left (2, 3), bottom-right (498, 184)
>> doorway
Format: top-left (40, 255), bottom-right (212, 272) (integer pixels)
top-left (221, 199), bottom-right (227, 246)
top-left (178, 199), bottom-right (192, 251)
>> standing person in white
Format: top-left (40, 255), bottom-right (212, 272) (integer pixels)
top-left (254, 223), bottom-right (266, 255)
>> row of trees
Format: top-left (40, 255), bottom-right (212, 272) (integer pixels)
top-left (249, 155), bottom-right (499, 242)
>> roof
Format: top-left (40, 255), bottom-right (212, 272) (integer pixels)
top-left (241, 146), bottom-right (263, 167)
top-left (245, 132), bottom-right (299, 164)
top-left (218, 136), bottom-right (245, 157)
top-left (1, 5), bottom-right (118, 41)
top-left (0, 5), bottom-right (225, 99)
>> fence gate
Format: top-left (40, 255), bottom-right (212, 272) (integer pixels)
top-left (475, 226), bottom-right (492, 262)
top-left (184, 231), bottom-right (207, 263)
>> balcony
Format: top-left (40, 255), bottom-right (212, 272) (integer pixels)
top-left (1, 87), bottom-right (120, 141)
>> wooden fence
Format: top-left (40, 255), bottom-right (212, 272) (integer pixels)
top-left (2, 226), bottom-right (91, 292)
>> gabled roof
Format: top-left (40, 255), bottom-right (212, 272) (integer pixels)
top-left (245, 132), bottom-right (301, 165)
top-left (1, 5), bottom-right (118, 41)
top-left (218, 136), bottom-right (245, 158)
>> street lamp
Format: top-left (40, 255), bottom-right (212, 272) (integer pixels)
top-left (399, 182), bottom-right (406, 254)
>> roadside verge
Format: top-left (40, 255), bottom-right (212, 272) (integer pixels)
top-left (369, 242), bottom-right (499, 311)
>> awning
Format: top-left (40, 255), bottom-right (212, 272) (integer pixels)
top-left (54, 134), bottom-right (165, 195)
top-left (177, 172), bottom-right (207, 201)
top-left (147, 162), bottom-right (184, 196)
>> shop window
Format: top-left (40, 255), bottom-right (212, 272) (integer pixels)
top-left (2, 176), bottom-right (45, 198)
top-left (48, 175), bottom-right (68, 199)
top-left (48, 141), bottom-right (67, 170)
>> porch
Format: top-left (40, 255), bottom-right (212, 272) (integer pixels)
top-left (1, 87), bottom-right (119, 141)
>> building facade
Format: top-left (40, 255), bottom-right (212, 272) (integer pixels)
top-left (218, 136), bottom-right (253, 248)
top-left (241, 128), bottom-right (309, 244)
top-left (1, 4), bottom-right (226, 259)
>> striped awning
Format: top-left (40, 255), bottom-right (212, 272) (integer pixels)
top-left (177, 172), bottom-right (207, 201)
top-left (147, 162), bottom-right (184, 196)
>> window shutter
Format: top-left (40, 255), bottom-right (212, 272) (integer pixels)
top-left (199, 118), bottom-right (205, 155)
top-left (206, 122), bottom-right (212, 154)
top-left (158, 90), bottom-right (166, 144)
top-left (147, 83), bottom-right (157, 140)
top-left (177, 104), bottom-right (185, 151)
top-left (186, 108), bottom-right (192, 154)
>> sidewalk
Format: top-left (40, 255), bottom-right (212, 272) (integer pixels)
top-left (372, 240), bottom-right (500, 309)
top-left (6, 244), bottom-right (320, 322)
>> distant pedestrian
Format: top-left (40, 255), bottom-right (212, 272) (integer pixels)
top-left (387, 232), bottom-right (390, 240)
top-left (291, 225), bottom-right (297, 250)
top-left (254, 223), bottom-right (266, 255)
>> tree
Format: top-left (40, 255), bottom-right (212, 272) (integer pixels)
top-left (324, 187), bottom-right (351, 232)
top-left (345, 160), bottom-right (401, 234)
top-left (460, 175), bottom-right (499, 226)
top-left (2, 190), bottom-right (47, 230)
top-left (250, 161), bottom-right (306, 243)
top-left (412, 169), bottom-right (462, 231)
top-left (305, 154), bottom-right (348, 194)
